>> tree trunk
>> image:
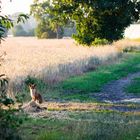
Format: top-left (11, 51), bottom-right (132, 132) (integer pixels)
top-left (56, 25), bottom-right (59, 39)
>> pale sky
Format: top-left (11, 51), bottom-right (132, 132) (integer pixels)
top-left (1, 0), bottom-right (34, 15)
top-left (125, 24), bottom-right (140, 39)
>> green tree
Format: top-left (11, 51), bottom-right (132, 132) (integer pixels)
top-left (31, 0), bottom-right (63, 39)
top-left (47, 0), bottom-right (140, 45)
top-left (12, 24), bottom-right (27, 36)
top-left (12, 24), bottom-right (35, 37)
top-left (35, 19), bottom-right (57, 39)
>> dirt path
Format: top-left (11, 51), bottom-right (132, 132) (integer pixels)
top-left (93, 72), bottom-right (140, 103)
top-left (22, 72), bottom-right (140, 117)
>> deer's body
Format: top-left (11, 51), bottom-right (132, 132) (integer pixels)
top-left (29, 84), bottom-right (43, 104)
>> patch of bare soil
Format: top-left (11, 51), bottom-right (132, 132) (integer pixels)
top-left (22, 101), bottom-right (140, 119)
top-left (93, 72), bottom-right (140, 103)
top-left (22, 101), bottom-right (47, 113)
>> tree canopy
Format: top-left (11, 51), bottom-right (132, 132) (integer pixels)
top-left (31, 0), bottom-right (64, 39)
top-left (47, 0), bottom-right (140, 45)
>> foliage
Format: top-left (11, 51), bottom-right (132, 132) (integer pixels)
top-left (123, 46), bottom-right (140, 53)
top-left (31, 0), bottom-right (64, 39)
top-left (16, 14), bottom-right (29, 24)
top-left (24, 76), bottom-right (48, 93)
top-left (48, 0), bottom-right (140, 45)
top-left (0, 74), bottom-right (12, 104)
top-left (0, 16), bottom-right (13, 41)
top-left (35, 20), bottom-right (56, 39)
top-left (41, 32), bottom-right (49, 38)
top-left (0, 74), bottom-right (25, 140)
top-left (25, 76), bottom-right (47, 91)
top-left (91, 38), bottom-right (109, 46)
top-left (25, 76), bottom-right (38, 85)
top-left (0, 108), bottom-right (24, 140)
top-left (12, 24), bottom-right (35, 37)
top-left (0, 4), bottom-right (29, 139)
top-left (0, 14), bottom-right (29, 42)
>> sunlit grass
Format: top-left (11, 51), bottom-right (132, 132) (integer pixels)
top-left (59, 53), bottom-right (140, 101)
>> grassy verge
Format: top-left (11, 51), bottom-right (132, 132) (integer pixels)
top-left (58, 53), bottom-right (140, 101)
top-left (21, 52), bottom-right (140, 102)
top-left (19, 111), bottom-right (140, 140)
top-left (125, 77), bottom-right (140, 96)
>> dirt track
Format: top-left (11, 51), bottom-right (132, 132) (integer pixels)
top-left (93, 72), bottom-right (140, 103)
top-left (22, 71), bottom-right (140, 117)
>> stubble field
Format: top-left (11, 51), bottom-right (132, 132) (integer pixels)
top-left (0, 37), bottom-right (122, 85)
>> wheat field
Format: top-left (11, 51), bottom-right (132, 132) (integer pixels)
top-left (0, 37), bottom-right (139, 87)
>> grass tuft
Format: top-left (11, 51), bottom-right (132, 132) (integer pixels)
top-left (125, 77), bottom-right (140, 96)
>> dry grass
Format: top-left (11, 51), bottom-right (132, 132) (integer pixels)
top-left (114, 39), bottom-right (140, 52)
top-left (0, 37), bottom-right (140, 89)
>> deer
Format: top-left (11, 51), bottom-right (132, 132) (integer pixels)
top-left (28, 84), bottom-right (43, 104)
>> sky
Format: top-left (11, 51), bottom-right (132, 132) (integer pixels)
top-left (125, 24), bottom-right (140, 39)
top-left (1, 0), bottom-right (34, 15)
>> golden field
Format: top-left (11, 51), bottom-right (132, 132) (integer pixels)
top-left (0, 37), bottom-right (140, 86)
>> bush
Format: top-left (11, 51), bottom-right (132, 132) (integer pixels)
top-left (92, 38), bottom-right (109, 46)
top-left (123, 46), bottom-right (139, 53)
top-left (0, 74), bottom-right (25, 140)
top-left (41, 32), bottom-right (49, 38)
top-left (0, 108), bottom-right (24, 140)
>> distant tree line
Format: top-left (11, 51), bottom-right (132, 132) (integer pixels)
top-left (30, 0), bottom-right (76, 39)
top-left (12, 24), bottom-right (35, 37)
top-left (11, 14), bottom-right (75, 38)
